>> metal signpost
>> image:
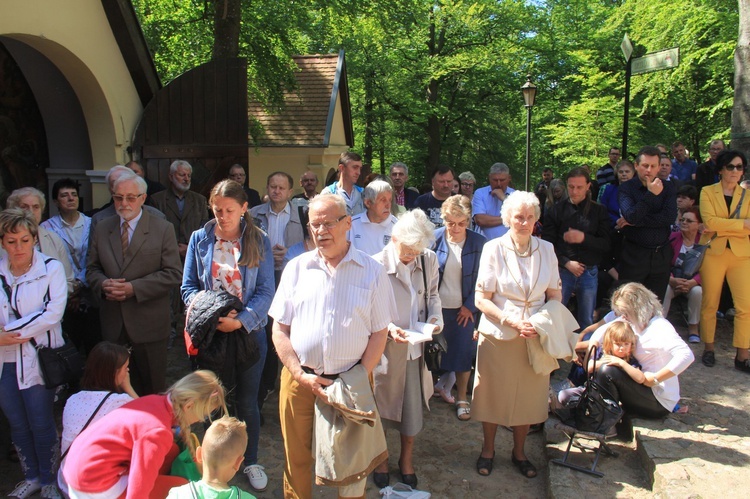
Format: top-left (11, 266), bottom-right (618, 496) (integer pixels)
top-left (621, 35), bottom-right (680, 159)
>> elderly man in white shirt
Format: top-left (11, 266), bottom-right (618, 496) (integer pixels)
top-left (270, 193), bottom-right (396, 499)
top-left (350, 180), bottom-right (398, 256)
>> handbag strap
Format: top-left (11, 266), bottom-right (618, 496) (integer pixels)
top-left (583, 344), bottom-right (598, 383)
top-left (420, 254), bottom-right (428, 321)
top-left (61, 391), bottom-right (115, 461)
top-left (707, 188), bottom-right (746, 245)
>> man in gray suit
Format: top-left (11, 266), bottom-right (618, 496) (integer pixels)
top-left (87, 175), bottom-right (182, 394)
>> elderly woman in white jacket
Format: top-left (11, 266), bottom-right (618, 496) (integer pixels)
top-left (0, 208), bottom-right (67, 499)
top-left (372, 209), bottom-right (443, 489)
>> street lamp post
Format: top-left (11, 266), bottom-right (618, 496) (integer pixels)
top-left (521, 75), bottom-right (537, 192)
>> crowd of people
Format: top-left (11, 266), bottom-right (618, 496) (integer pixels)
top-left (0, 139), bottom-right (746, 498)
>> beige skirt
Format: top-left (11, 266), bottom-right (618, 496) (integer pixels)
top-left (472, 333), bottom-right (549, 426)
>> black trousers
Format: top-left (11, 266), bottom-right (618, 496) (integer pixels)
top-left (618, 239), bottom-right (673, 303)
top-left (118, 327), bottom-right (168, 396)
top-left (594, 364), bottom-right (669, 419)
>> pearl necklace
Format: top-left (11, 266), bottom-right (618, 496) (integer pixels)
top-left (511, 237), bottom-right (531, 257)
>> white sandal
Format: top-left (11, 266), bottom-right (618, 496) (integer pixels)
top-left (456, 400), bottom-right (471, 421)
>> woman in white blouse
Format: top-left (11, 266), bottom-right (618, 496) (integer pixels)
top-left (590, 282), bottom-right (694, 417)
top-left (58, 342), bottom-right (137, 495)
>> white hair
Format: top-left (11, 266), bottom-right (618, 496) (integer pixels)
top-left (389, 162), bottom-right (408, 176)
top-left (113, 174), bottom-right (148, 195)
top-left (500, 191), bottom-right (540, 228)
top-left (363, 180), bottom-right (393, 203)
top-left (391, 209), bottom-right (435, 250)
top-left (7, 187), bottom-right (46, 211)
top-left (170, 160), bottom-right (193, 174)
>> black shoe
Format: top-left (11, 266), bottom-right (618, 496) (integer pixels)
top-left (373, 471), bottom-right (389, 488)
top-left (734, 357), bottom-right (750, 373)
top-left (398, 461), bottom-right (417, 488)
top-left (702, 350), bottom-right (715, 367)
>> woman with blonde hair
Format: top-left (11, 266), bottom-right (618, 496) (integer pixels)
top-left (590, 282), bottom-right (694, 418)
top-left (372, 209), bottom-right (443, 489)
top-left (63, 370), bottom-right (227, 499)
top-left (473, 191), bottom-right (562, 479)
top-left (0, 208), bottom-right (67, 499)
top-left (182, 179), bottom-right (275, 491)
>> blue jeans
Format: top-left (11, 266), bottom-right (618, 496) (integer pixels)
top-left (0, 363), bottom-right (58, 484)
top-left (236, 329), bottom-right (267, 466)
top-left (560, 265), bottom-right (598, 331)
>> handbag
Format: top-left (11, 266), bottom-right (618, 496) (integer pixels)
top-left (29, 333), bottom-right (86, 389)
top-left (0, 264), bottom-right (85, 389)
top-left (419, 255), bottom-right (447, 372)
top-left (572, 345), bottom-right (623, 434)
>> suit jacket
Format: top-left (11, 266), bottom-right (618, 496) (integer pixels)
top-left (400, 188), bottom-right (420, 210)
top-left (149, 188), bottom-right (209, 246)
top-left (249, 202), bottom-right (305, 249)
top-left (433, 227), bottom-right (486, 315)
top-left (699, 182), bottom-right (750, 257)
top-left (86, 209), bottom-right (183, 343)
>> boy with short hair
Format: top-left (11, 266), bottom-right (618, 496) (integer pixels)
top-left (167, 417), bottom-right (256, 499)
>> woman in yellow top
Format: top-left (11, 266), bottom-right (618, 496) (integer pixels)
top-left (699, 150), bottom-right (750, 372)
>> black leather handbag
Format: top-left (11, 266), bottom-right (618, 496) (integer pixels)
top-left (573, 345), bottom-right (624, 434)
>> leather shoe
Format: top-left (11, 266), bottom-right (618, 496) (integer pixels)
top-left (398, 461), bottom-right (417, 488)
top-left (702, 350), bottom-right (715, 367)
top-left (735, 357), bottom-right (750, 373)
top-left (372, 471), bottom-right (389, 488)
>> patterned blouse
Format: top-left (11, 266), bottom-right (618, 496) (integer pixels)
top-left (211, 238), bottom-right (243, 300)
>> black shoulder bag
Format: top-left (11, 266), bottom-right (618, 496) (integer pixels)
top-left (573, 345), bottom-right (624, 434)
top-left (0, 260), bottom-right (85, 389)
top-left (420, 255), bottom-right (447, 372)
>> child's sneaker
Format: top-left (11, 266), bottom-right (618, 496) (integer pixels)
top-left (244, 464), bottom-right (268, 491)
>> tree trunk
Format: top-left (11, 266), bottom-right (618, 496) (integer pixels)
top-left (363, 70), bottom-right (375, 169)
top-left (212, 0), bottom-right (241, 59)
top-left (732, 0), bottom-right (750, 157)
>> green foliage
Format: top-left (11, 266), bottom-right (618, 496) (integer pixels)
top-left (131, 0), bottom-right (737, 188)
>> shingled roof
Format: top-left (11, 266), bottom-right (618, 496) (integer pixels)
top-left (248, 50), bottom-right (353, 147)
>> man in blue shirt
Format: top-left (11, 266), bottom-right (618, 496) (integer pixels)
top-left (618, 145), bottom-right (678, 301)
top-left (671, 141), bottom-right (698, 184)
top-left (471, 163), bottom-right (515, 239)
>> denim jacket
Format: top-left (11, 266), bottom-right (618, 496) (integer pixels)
top-left (181, 219), bottom-right (275, 334)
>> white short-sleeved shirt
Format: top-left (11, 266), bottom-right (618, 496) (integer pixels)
top-left (350, 213), bottom-right (398, 256)
top-left (269, 243), bottom-right (397, 375)
top-left (589, 316), bottom-right (694, 411)
top-left (475, 234), bottom-right (560, 340)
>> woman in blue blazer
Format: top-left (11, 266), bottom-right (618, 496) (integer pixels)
top-left (181, 179), bottom-right (275, 491)
top-left (432, 195), bottom-right (487, 420)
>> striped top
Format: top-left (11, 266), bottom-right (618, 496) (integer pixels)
top-left (269, 243), bottom-right (396, 375)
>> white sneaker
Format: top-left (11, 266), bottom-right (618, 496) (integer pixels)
top-left (243, 464), bottom-right (268, 491)
top-left (9, 479), bottom-right (41, 499)
top-left (41, 484), bottom-right (62, 499)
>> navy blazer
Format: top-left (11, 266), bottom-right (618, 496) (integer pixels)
top-left (432, 227), bottom-right (487, 314)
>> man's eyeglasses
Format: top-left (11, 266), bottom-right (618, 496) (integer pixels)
top-left (679, 218), bottom-right (698, 224)
top-left (460, 182), bottom-right (475, 188)
top-left (113, 194), bottom-right (144, 203)
top-left (308, 215), bottom-right (347, 231)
